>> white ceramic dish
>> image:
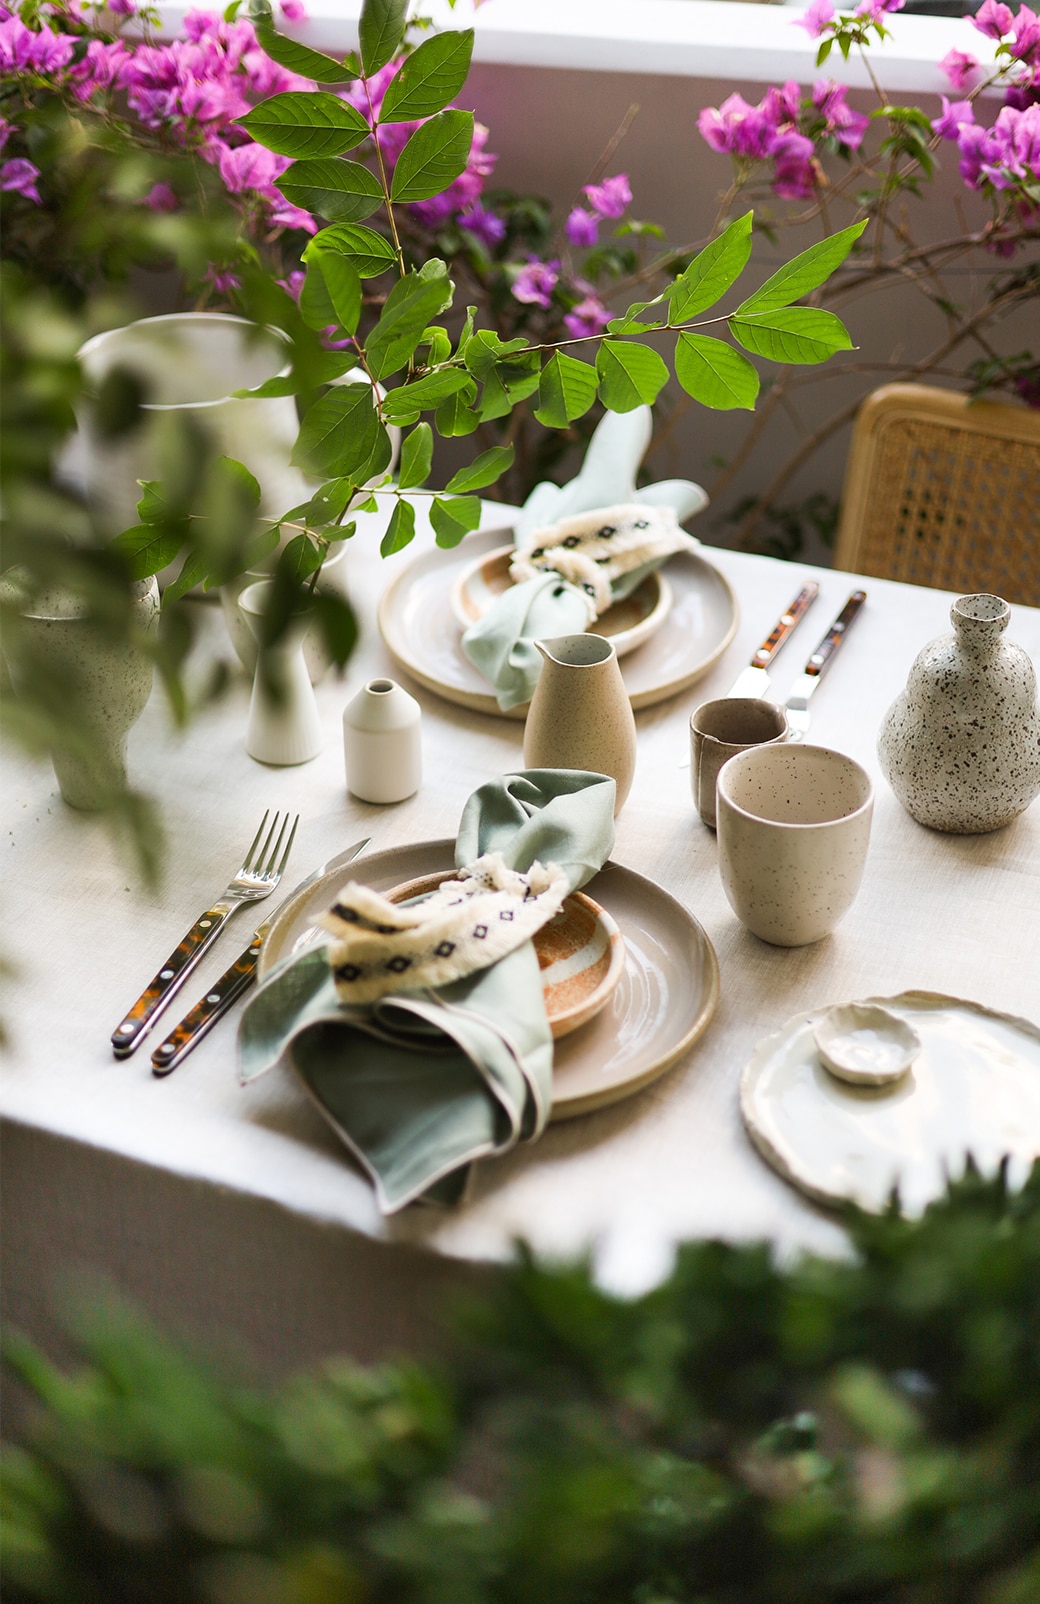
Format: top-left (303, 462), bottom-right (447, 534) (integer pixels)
top-left (813, 1002), bottom-right (920, 1086)
top-left (377, 526), bottom-right (739, 720)
top-left (449, 543), bottom-right (673, 658)
top-left (259, 838), bottom-right (720, 1120)
top-left (741, 991), bottom-right (1040, 1214)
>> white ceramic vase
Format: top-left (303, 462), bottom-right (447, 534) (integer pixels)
top-left (522, 634), bottom-right (637, 814)
top-left (0, 573), bottom-right (159, 809)
top-left (343, 677), bottom-right (422, 803)
top-left (238, 581), bottom-right (322, 766)
top-left (878, 593), bottom-right (1040, 833)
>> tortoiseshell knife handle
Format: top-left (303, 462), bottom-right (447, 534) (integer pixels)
top-left (151, 929), bottom-right (265, 1077)
top-left (749, 581), bottom-right (820, 669)
top-left (110, 905), bottom-right (234, 1059)
top-left (804, 590), bottom-right (867, 678)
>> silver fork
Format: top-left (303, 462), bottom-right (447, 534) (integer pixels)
top-left (111, 810), bottom-right (299, 1059)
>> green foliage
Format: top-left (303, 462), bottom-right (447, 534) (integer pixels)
top-left (389, 109), bottom-right (476, 204)
top-left (675, 332), bottom-right (760, 409)
top-left (4, 1165), bottom-right (1040, 1601)
top-left (276, 156), bottom-right (383, 222)
top-left (377, 29), bottom-right (475, 123)
top-left (237, 91), bottom-right (370, 158)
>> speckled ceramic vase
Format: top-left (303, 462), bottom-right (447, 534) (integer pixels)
top-left (0, 573), bottom-right (160, 809)
top-left (523, 634), bottom-right (636, 814)
top-left (877, 593), bottom-right (1040, 833)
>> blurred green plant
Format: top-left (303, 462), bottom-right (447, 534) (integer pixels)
top-left (4, 1159), bottom-right (1039, 1602)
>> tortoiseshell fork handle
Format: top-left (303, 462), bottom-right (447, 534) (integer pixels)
top-left (805, 590), bottom-right (867, 677)
top-left (150, 930), bottom-right (264, 1077)
top-left (110, 904), bottom-right (235, 1059)
top-left (749, 581), bottom-right (820, 669)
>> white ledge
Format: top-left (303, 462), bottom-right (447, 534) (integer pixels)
top-left (157, 1), bottom-right (983, 95)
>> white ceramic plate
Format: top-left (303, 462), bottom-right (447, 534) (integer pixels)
top-left (260, 838), bottom-right (720, 1120)
top-left (741, 991), bottom-right (1040, 1213)
top-left (449, 543), bottom-right (673, 659)
top-left (377, 527), bottom-right (739, 720)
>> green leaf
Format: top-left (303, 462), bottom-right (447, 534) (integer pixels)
top-left (381, 368), bottom-right (473, 421)
top-left (435, 390), bottom-right (480, 436)
top-left (162, 552), bottom-right (208, 604)
top-left (390, 110), bottom-right (474, 204)
top-left (110, 524), bottom-right (185, 580)
top-left (299, 251), bottom-right (362, 335)
top-left (674, 333), bottom-right (759, 410)
top-left (359, 0), bottom-right (408, 76)
top-left (378, 29), bottom-right (474, 122)
top-left (731, 307), bottom-right (855, 365)
top-left (668, 212), bottom-right (753, 322)
top-left (398, 422), bottom-right (433, 489)
top-left (303, 223), bottom-right (397, 278)
top-left (380, 497), bottom-right (416, 556)
top-left (355, 422), bottom-right (394, 487)
top-left (233, 350), bottom-right (355, 398)
top-left (276, 158), bottom-right (383, 224)
top-left (135, 480), bottom-right (172, 524)
top-left (253, 20), bottom-right (355, 83)
top-left (420, 326), bottom-right (452, 365)
top-left (313, 589), bottom-right (357, 666)
top-left (430, 495), bottom-right (481, 548)
top-left (817, 37), bottom-right (833, 66)
top-left (364, 261), bottom-right (454, 380)
top-left (596, 340), bottom-right (669, 412)
top-left (277, 532), bottom-right (324, 581)
top-left (445, 444), bottom-right (514, 494)
top-left (238, 93), bottom-right (370, 159)
top-left (291, 383), bottom-right (380, 477)
top-left (462, 330), bottom-right (532, 382)
top-left (735, 221), bottom-right (867, 315)
top-left (215, 456), bottom-right (262, 507)
top-left (534, 351), bottom-right (598, 427)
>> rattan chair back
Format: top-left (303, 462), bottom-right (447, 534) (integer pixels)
top-left (833, 384), bottom-right (1040, 605)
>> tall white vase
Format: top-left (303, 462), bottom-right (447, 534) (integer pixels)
top-left (238, 581), bottom-right (322, 766)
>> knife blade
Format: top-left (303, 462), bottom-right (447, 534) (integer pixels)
top-left (783, 590), bottom-right (867, 741)
top-left (727, 581), bottom-right (820, 698)
top-left (150, 835), bottom-right (372, 1077)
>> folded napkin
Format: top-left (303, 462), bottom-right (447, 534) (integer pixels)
top-left (238, 770), bottom-right (616, 1213)
top-left (462, 502), bottom-right (704, 710)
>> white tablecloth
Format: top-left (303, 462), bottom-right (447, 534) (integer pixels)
top-left (4, 498), bottom-right (1039, 1374)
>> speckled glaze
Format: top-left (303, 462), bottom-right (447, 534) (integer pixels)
top-left (522, 634), bottom-right (637, 814)
top-left (878, 593), bottom-right (1040, 834)
top-left (716, 744), bottom-right (874, 946)
top-left (0, 574), bottom-right (159, 809)
top-left (689, 696), bottom-right (789, 830)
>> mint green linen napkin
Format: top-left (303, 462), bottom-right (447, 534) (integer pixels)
top-left (238, 770), bottom-right (616, 1213)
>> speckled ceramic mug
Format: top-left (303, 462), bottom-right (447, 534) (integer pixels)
top-left (716, 744), bottom-right (873, 946)
top-left (689, 697), bottom-right (789, 830)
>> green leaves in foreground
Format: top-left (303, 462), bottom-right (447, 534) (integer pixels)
top-left (535, 352), bottom-right (598, 427)
top-left (238, 92), bottom-right (369, 159)
top-left (675, 333), bottom-right (759, 409)
top-left (378, 29), bottom-right (474, 123)
top-left (431, 495), bottom-right (481, 547)
top-left (595, 340), bottom-right (669, 412)
top-left (390, 110), bottom-right (475, 204)
top-left (731, 307), bottom-right (855, 365)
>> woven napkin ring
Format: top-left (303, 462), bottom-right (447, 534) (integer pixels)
top-left (508, 502), bottom-right (695, 617)
top-left (315, 851), bottom-right (571, 1006)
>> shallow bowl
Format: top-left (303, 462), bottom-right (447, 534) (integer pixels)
top-left (386, 869), bottom-right (626, 1040)
top-left (450, 544), bottom-right (672, 658)
top-left (812, 1001), bottom-right (921, 1086)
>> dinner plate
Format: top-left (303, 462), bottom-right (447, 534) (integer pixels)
top-left (377, 526), bottom-right (739, 719)
top-left (741, 991), bottom-right (1040, 1214)
top-left (260, 838), bottom-right (720, 1120)
top-left (449, 544), bottom-right (673, 658)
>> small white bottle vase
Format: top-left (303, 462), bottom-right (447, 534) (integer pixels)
top-left (343, 678), bottom-right (422, 803)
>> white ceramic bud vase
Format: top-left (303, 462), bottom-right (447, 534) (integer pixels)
top-left (343, 678), bottom-right (422, 803)
top-left (522, 634), bottom-right (637, 814)
top-left (239, 581), bottom-right (322, 766)
top-left (878, 592), bottom-right (1040, 833)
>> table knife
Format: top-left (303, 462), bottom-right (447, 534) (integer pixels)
top-left (150, 836), bottom-right (371, 1077)
top-left (783, 590), bottom-right (867, 741)
top-left (727, 581), bottom-right (820, 699)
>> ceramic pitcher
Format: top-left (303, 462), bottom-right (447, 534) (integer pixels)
top-left (522, 634), bottom-right (636, 814)
top-left (877, 592), bottom-right (1040, 833)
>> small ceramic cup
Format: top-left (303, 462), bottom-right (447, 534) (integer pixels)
top-left (716, 743), bottom-right (874, 946)
top-left (689, 697), bottom-right (789, 830)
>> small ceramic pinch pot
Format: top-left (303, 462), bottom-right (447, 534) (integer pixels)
top-left (523, 633), bottom-right (637, 815)
top-left (716, 743), bottom-right (874, 946)
top-left (812, 1002), bottom-right (920, 1086)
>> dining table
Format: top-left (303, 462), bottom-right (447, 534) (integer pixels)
top-left (3, 494), bottom-right (1039, 1381)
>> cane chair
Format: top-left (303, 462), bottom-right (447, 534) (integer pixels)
top-left (833, 383), bottom-right (1040, 606)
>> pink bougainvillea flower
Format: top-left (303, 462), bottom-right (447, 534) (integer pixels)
top-left (854, 0), bottom-right (905, 19)
top-left (144, 180), bottom-right (179, 211)
top-left (933, 96), bottom-right (974, 139)
top-left (512, 258), bottom-right (561, 308)
top-left (698, 94), bottom-right (776, 158)
top-left (762, 80), bottom-right (802, 125)
top-left (1, 157), bottom-right (41, 202)
top-left (583, 172), bottom-right (631, 218)
top-left (566, 206), bottom-right (600, 247)
top-left (71, 39), bottom-right (132, 99)
top-left (0, 16), bottom-right (75, 73)
top-left (938, 48), bottom-right (980, 91)
top-left (268, 197), bottom-right (318, 233)
top-left (769, 130), bottom-right (817, 197)
top-left (793, 0), bottom-right (836, 39)
top-left (276, 269), bottom-right (306, 301)
top-left (812, 80), bottom-right (869, 146)
top-left (458, 202), bottom-right (506, 246)
top-left (219, 140), bottom-right (289, 195)
top-left (280, 0), bottom-right (307, 18)
top-left (205, 263), bottom-right (242, 293)
top-left (108, 0), bottom-right (137, 15)
top-left (0, 116), bottom-right (13, 151)
top-left (1010, 4), bottom-right (1040, 62)
top-left (563, 295), bottom-right (612, 339)
top-left (974, 0), bottom-right (1015, 37)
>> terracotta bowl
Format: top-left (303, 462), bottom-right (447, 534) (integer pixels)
top-left (386, 870), bottom-right (626, 1039)
top-left (449, 544), bottom-right (671, 658)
